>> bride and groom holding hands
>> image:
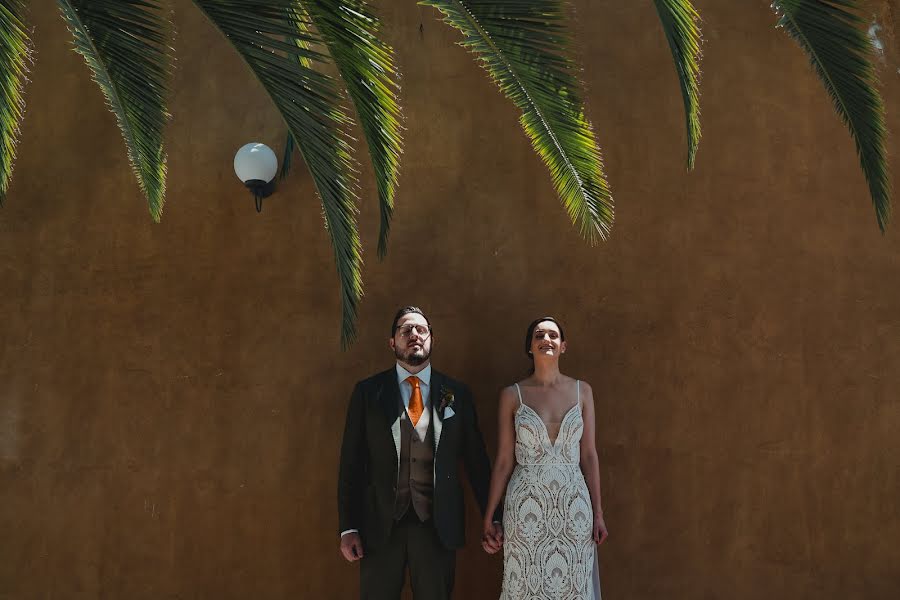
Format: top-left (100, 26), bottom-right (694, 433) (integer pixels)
top-left (338, 306), bottom-right (608, 599)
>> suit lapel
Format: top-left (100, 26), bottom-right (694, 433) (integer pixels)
top-left (431, 370), bottom-right (444, 455)
top-left (379, 370), bottom-right (402, 469)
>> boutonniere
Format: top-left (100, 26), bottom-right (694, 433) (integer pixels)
top-left (439, 385), bottom-right (456, 418)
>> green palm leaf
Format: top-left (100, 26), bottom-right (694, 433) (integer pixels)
top-left (303, 0), bottom-right (403, 259)
top-left (772, 0), bottom-right (891, 230)
top-left (193, 1), bottom-right (362, 348)
top-left (1, 0), bottom-right (32, 204)
top-left (278, 13), bottom-right (316, 181)
top-left (58, 0), bottom-right (171, 221)
top-left (653, 0), bottom-right (702, 170)
top-left (422, 0), bottom-right (613, 243)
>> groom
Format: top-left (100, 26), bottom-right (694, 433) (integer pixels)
top-left (338, 306), bottom-right (501, 599)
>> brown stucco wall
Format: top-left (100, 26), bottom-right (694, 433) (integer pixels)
top-left (1, 1), bottom-right (899, 598)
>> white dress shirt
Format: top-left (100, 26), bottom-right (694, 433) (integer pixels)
top-left (341, 362), bottom-right (432, 539)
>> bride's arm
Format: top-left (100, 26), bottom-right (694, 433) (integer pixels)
top-left (482, 387), bottom-right (518, 544)
top-left (579, 382), bottom-right (609, 544)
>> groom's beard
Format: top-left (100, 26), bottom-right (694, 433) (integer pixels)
top-left (395, 343), bottom-right (430, 366)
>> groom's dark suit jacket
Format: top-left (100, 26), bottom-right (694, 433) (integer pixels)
top-left (338, 368), bottom-right (499, 550)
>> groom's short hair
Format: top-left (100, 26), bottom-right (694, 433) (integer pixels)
top-left (391, 306), bottom-right (432, 336)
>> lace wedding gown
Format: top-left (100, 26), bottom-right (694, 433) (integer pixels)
top-left (500, 381), bottom-right (601, 600)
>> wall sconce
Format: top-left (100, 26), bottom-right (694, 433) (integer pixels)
top-left (234, 142), bottom-right (278, 212)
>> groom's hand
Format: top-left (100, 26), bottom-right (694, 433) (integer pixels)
top-left (481, 521), bottom-right (503, 554)
top-left (340, 532), bottom-right (365, 562)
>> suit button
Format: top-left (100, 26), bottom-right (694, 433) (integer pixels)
top-left (411, 458), bottom-right (417, 463)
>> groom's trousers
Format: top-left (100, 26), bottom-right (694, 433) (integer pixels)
top-left (359, 511), bottom-right (456, 600)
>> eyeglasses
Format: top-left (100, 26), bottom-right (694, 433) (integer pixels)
top-left (396, 324), bottom-right (431, 338)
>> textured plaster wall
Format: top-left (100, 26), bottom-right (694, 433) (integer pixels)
top-left (1, 1), bottom-right (899, 598)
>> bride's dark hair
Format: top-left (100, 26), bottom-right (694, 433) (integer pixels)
top-left (524, 316), bottom-right (566, 364)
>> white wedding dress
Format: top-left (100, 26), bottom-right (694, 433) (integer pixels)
top-left (500, 381), bottom-right (601, 600)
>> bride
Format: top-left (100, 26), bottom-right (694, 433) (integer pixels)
top-left (482, 317), bottom-right (608, 599)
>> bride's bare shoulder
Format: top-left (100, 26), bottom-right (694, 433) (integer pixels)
top-left (575, 379), bottom-right (595, 404)
top-left (497, 385), bottom-right (521, 412)
top-left (499, 383), bottom-right (524, 398)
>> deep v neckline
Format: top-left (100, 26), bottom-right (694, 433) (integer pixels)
top-left (518, 402), bottom-right (580, 448)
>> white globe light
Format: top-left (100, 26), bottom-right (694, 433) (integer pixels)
top-left (234, 143), bottom-right (278, 184)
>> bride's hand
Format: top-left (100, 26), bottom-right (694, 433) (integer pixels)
top-left (481, 520), bottom-right (503, 554)
top-left (593, 513), bottom-right (608, 545)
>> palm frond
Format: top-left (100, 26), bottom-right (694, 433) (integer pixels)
top-left (278, 17), bottom-right (314, 181)
top-left (58, 0), bottom-right (171, 221)
top-left (303, 0), bottom-right (403, 259)
top-left (193, 0), bottom-right (362, 348)
top-left (1, 0), bottom-right (32, 204)
top-left (421, 0), bottom-right (613, 243)
top-left (653, 0), bottom-right (702, 170)
top-left (773, 0), bottom-right (891, 230)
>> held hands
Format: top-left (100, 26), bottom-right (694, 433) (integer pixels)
top-left (340, 532), bottom-right (365, 562)
top-left (593, 512), bottom-right (609, 545)
top-left (481, 520), bottom-right (504, 554)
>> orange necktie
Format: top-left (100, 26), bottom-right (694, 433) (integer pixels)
top-left (406, 376), bottom-right (423, 426)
